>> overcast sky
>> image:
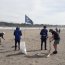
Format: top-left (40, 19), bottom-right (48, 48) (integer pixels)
top-left (0, 0), bottom-right (65, 25)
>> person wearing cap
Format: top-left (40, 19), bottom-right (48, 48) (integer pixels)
top-left (49, 29), bottom-right (60, 54)
top-left (14, 27), bottom-right (22, 50)
top-left (40, 26), bottom-right (48, 50)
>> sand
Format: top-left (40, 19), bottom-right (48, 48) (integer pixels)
top-left (0, 27), bottom-right (65, 65)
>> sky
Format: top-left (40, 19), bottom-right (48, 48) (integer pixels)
top-left (0, 0), bottom-right (65, 25)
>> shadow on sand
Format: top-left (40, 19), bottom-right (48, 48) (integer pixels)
top-left (0, 49), bottom-right (4, 50)
top-left (6, 52), bottom-right (24, 57)
top-left (11, 46), bottom-right (15, 48)
top-left (25, 53), bottom-right (48, 58)
top-left (0, 50), bottom-right (14, 53)
top-left (27, 49), bottom-right (41, 52)
top-left (6, 49), bottom-right (50, 58)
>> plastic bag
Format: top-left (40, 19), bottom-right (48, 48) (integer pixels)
top-left (20, 41), bottom-right (27, 55)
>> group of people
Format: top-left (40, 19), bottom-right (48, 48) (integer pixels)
top-left (0, 27), bottom-right (22, 51)
top-left (14, 26), bottom-right (60, 54)
top-left (0, 26), bottom-right (60, 55)
top-left (40, 26), bottom-right (60, 54)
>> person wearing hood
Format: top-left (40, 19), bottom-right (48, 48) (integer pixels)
top-left (14, 27), bottom-right (22, 50)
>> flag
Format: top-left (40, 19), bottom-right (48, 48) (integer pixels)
top-left (25, 15), bottom-right (33, 25)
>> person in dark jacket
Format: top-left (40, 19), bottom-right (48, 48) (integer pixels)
top-left (40, 26), bottom-right (48, 50)
top-left (14, 27), bottom-right (22, 50)
top-left (49, 29), bottom-right (60, 54)
top-left (0, 32), bottom-right (5, 45)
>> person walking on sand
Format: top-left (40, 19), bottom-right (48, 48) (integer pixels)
top-left (49, 29), bottom-right (60, 54)
top-left (14, 27), bottom-right (22, 50)
top-left (40, 26), bottom-right (48, 50)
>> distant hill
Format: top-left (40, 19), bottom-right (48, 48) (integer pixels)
top-left (0, 21), bottom-right (65, 27)
top-left (0, 22), bottom-right (21, 27)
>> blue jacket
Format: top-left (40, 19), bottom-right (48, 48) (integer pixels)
top-left (40, 28), bottom-right (48, 39)
top-left (14, 28), bottom-right (22, 40)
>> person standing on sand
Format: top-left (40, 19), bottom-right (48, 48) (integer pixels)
top-left (59, 29), bottom-right (60, 33)
top-left (49, 29), bottom-right (60, 54)
top-left (14, 27), bottom-right (22, 50)
top-left (55, 27), bottom-right (59, 33)
top-left (40, 26), bottom-right (48, 50)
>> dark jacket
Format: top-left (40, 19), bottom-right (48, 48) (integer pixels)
top-left (14, 27), bottom-right (22, 41)
top-left (52, 31), bottom-right (60, 40)
top-left (40, 28), bottom-right (48, 40)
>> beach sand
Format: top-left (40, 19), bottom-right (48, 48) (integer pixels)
top-left (0, 27), bottom-right (65, 65)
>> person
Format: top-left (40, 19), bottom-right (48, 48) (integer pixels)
top-left (0, 32), bottom-right (5, 40)
top-left (49, 29), bottom-right (60, 54)
top-left (59, 29), bottom-right (60, 33)
top-left (40, 26), bottom-right (48, 50)
top-left (0, 32), bottom-right (5, 45)
top-left (14, 27), bottom-right (22, 50)
top-left (55, 27), bottom-right (59, 33)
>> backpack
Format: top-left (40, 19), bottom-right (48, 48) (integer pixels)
top-left (40, 29), bottom-right (48, 39)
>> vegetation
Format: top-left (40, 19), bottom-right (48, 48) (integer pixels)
top-left (0, 21), bottom-right (65, 27)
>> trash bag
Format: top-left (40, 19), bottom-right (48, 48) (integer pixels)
top-left (20, 41), bottom-right (27, 55)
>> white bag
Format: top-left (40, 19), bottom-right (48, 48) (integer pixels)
top-left (20, 41), bottom-right (27, 55)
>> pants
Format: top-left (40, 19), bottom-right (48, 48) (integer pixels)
top-left (15, 39), bottom-right (20, 50)
top-left (41, 38), bottom-right (47, 50)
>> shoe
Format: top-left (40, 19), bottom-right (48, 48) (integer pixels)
top-left (53, 51), bottom-right (57, 54)
top-left (41, 48), bottom-right (43, 50)
top-left (41, 49), bottom-right (43, 50)
top-left (45, 49), bottom-right (47, 50)
top-left (14, 49), bottom-right (16, 51)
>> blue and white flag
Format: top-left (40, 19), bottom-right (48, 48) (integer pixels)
top-left (25, 15), bottom-right (33, 25)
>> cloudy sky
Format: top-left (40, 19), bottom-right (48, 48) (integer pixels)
top-left (0, 0), bottom-right (65, 25)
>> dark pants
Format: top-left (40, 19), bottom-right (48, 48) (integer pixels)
top-left (15, 39), bottom-right (20, 50)
top-left (41, 38), bottom-right (47, 50)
